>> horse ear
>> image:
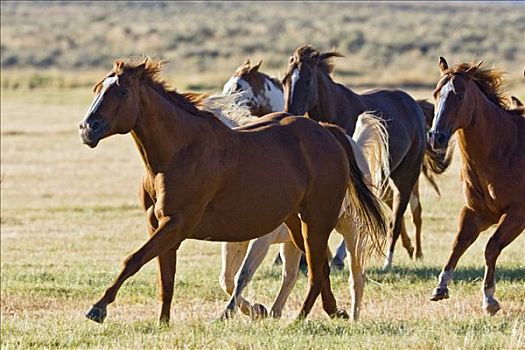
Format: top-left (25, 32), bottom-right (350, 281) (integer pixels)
top-left (510, 96), bottom-right (523, 108)
top-left (134, 58), bottom-right (148, 79)
top-left (439, 56), bottom-right (449, 73)
top-left (318, 51), bottom-right (344, 62)
top-left (113, 60), bottom-right (124, 72)
top-left (250, 60), bottom-right (262, 73)
top-left (475, 60), bottom-right (483, 69)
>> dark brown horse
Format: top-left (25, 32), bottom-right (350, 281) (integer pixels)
top-left (78, 58), bottom-right (386, 324)
top-left (282, 45), bottom-right (449, 269)
top-left (428, 57), bottom-right (525, 315)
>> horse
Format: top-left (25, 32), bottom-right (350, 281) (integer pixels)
top-left (221, 59), bottom-right (284, 116)
top-left (218, 111), bottom-right (389, 321)
top-left (221, 59), bottom-right (452, 270)
top-left (78, 58), bottom-right (386, 324)
top-left (281, 45), bottom-right (452, 270)
top-left (428, 57), bottom-right (525, 315)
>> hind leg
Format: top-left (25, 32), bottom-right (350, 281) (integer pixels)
top-left (220, 231), bottom-right (278, 320)
top-left (270, 241), bottom-right (302, 318)
top-left (383, 183), bottom-right (413, 270)
top-left (482, 211), bottom-right (524, 315)
top-left (409, 182), bottom-right (424, 260)
top-left (296, 217), bottom-right (340, 319)
top-left (219, 241), bottom-right (249, 296)
top-left (336, 216), bottom-right (366, 321)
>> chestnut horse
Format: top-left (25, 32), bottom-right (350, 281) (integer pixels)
top-left (428, 58), bottom-right (525, 315)
top-left (221, 59), bottom-right (451, 271)
top-left (218, 111), bottom-right (389, 321)
top-left (78, 58), bottom-right (386, 324)
top-left (281, 45), bottom-right (451, 269)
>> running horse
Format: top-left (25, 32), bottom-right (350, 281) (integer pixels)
top-left (78, 58), bottom-right (386, 324)
top-left (282, 45), bottom-right (450, 269)
top-left (428, 57), bottom-right (525, 315)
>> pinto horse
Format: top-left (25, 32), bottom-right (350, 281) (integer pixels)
top-left (281, 45), bottom-right (451, 269)
top-left (78, 58), bottom-right (386, 324)
top-left (428, 58), bottom-right (525, 315)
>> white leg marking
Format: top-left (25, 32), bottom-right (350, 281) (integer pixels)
top-left (437, 269), bottom-right (453, 289)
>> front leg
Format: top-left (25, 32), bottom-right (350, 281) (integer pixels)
top-left (144, 190), bottom-right (178, 325)
top-left (430, 207), bottom-right (493, 301)
top-left (86, 215), bottom-right (187, 324)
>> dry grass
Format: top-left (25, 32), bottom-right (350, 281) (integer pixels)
top-left (1, 86), bottom-right (524, 349)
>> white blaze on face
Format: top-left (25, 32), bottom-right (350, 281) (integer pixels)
top-left (263, 79), bottom-right (285, 112)
top-left (431, 79), bottom-right (454, 132)
top-left (87, 76), bottom-right (118, 116)
top-left (289, 68), bottom-right (300, 105)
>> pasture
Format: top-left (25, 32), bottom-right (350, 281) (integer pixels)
top-left (1, 2), bottom-right (525, 349)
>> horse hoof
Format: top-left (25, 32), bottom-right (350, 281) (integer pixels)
top-left (414, 251), bottom-right (424, 260)
top-left (86, 305), bottom-right (107, 323)
top-left (219, 306), bottom-right (237, 321)
top-left (381, 262), bottom-right (392, 271)
top-left (430, 287), bottom-right (449, 301)
top-left (330, 308), bottom-right (350, 319)
top-left (251, 303), bottom-right (268, 320)
top-left (483, 300), bottom-right (501, 316)
top-left (270, 309), bottom-right (282, 319)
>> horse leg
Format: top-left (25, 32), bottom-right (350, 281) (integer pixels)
top-left (219, 241), bottom-right (249, 295)
top-left (331, 239), bottom-right (347, 271)
top-left (336, 217), bottom-right (366, 321)
top-left (86, 217), bottom-right (186, 323)
top-left (431, 207), bottom-right (493, 301)
top-left (399, 219), bottom-right (415, 259)
top-left (409, 183), bottom-right (424, 260)
top-left (383, 183), bottom-right (412, 270)
top-left (157, 248), bottom-right (177, 325)
top-left (296, 218), bottom-right (340, 320)
top-left (221, 229), bottom-right (280, 320)
top-left (269, 240), bottom-right (302, 318)
top-left (482, 211), bottom-right (524, 315)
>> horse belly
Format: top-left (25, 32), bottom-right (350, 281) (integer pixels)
top-left (191, 183), bottom-right (301, 242)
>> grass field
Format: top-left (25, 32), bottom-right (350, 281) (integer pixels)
top-left (1, 2), bottom-right (525, 349)
top-left (1, 85), bottom-right (524, 349)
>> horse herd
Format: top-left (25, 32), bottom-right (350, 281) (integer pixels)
top-left (77, 45), bottom-right (525, 325)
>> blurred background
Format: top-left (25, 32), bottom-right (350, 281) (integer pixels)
top-left (1, 1), bottom-right (524, 95)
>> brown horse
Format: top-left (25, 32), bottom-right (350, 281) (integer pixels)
top-left (428, 57), bottom-right (525, 315)
top-left (223, 61), bottom-right (451, 269)
top-left (282, 45), bottom-right (450, 269)
top-left (78, 58), bottom-right (386, 324)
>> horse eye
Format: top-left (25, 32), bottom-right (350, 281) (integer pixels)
top-left (457, 93), bottom-right (464, 100)
top-left (118, 89), bottom-right (128, 98)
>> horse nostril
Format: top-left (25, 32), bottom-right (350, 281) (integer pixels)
top-left (90, 120), bottom-right (101, 131)
top-left (437, 134), bottom-right (446, 145)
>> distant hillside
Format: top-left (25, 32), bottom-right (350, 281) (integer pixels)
top-left (1, 2), bottom-right (524, 90)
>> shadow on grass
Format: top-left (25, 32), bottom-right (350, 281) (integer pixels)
top-left (365, 265), bottom-right (525, 283)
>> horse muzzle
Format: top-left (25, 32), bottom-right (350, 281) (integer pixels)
top-left (427, 130), bottom-right (450, 152)
top-left (79, 116), bottom-right (106, 148)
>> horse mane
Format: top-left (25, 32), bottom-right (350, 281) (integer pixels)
top-left (441, 62), bottom-right (519, 113)
top-left (113, 58), bottom-right (217, 119)
top-left (292, 45), bottom-right (342, 75)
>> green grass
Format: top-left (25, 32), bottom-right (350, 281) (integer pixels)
top-left (1, 85), bottom-right (524, 349)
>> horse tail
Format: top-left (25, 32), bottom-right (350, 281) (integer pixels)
top-left (352, 112), bottom-right (390, 196)
top-left (417, 99), bottom-right (454, 196)
top-left (323, 123), bottom-right (387, 256)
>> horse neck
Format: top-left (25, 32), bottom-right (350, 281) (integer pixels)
top-left (457, 85), bottom-right (513, 170)
top-left (131, 84), bottom-right (224, 174)
top-left (308, 71), bottom-right (364, 134)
